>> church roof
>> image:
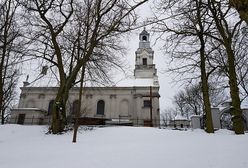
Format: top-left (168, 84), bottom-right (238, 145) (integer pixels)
top-left (174, 114), bottom-right (188, 120)
top-left (116, 77), bottom-right (158, 87)
top-left (140, 28), bottom-right (149, 35)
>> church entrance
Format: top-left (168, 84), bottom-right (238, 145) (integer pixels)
top-left (17, 114), bottom-right (26, 125)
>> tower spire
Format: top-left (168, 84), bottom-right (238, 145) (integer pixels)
top-left (134, 28), bottom-right (158, 83)
top-left (139, 28), bottom-right (150, 48)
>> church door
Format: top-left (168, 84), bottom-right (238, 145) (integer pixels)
top-left (17, 114), bottom-right (26, 125)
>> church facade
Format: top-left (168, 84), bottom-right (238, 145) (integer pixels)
top-left (10, 29), bottom-right (160, 127)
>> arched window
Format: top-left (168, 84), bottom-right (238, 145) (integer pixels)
top-left (72, 100), bottom-right (80, 115)
top-left (142, 35), bottom-right (147, 41)
top-left (96, 100), bottom-right (105, 115)
top-left (48, 100), bottom-right (55, 116)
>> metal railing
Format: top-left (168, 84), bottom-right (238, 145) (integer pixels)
top-left (8, 116), bottom-right (52, 125)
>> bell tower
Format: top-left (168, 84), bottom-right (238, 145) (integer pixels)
top-left (134, 28), bottom-right (158, 83)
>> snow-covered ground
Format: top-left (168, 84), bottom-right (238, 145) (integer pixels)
top-left (1, 125), bottom-right (248, 168)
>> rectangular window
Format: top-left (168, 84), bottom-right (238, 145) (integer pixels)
top-left (143, 100), bottom-right (151, 108)
top-left (142, 58), bottom-right (147, 65)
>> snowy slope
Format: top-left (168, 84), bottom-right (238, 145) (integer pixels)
top-left (1, 125), bottom-right (248, 168)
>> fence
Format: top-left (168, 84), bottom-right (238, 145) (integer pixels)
top-left (8, 115), bottom-right (179, 128)
top-left (8, 116), bottom-right (52, 125)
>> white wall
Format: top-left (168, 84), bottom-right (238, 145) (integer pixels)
top-left (17, 86), bottom-right (160, 126)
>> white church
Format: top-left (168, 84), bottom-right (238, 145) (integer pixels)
top-left (10, 29), bottom-right (161, 127)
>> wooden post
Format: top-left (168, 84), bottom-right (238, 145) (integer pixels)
top-left (150, 86), bottom-right (153, 127)
top-left (32, 116), bottom-right (34, 124)
top-left (72, 65), bottom-right (85, 143)
top-left (142, 86), bottom-right (159, 127)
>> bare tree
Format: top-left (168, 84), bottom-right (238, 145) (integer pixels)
top-left (173, 83), bottom-right (227, 118)
top-left (20, 0), bottom-right (147, 133)
top-left (151, 0), bottom-right (215, 132)
top-left (0, 0), bottom-right (23, 124)
top-left (161, 108), bottom-right (177, 127)
top-left (173, 90), bottom-right (191, 117)
top-left (151, 0), bottom-right (247, 134)
top-left (207, 0), bottom-right (245, 134)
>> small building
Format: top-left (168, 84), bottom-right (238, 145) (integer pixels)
top-left (169, 114), bottom-right (190, 128)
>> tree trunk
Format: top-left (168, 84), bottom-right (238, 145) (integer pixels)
top-left (0, 9), bottom-right (7, 125)
top-left (51, 82), bottom-right (69, 134)
top-left (0, 48), bottom-right (4, 124)
top-left (196, 0), bottom-right (214, 133)
top-left (208, 0), bottom-right (244, 134)
top-left (226, 44), bottom-right (244, 134)
top-left (0, 73), bottom-right (4, 125)
top-left (199, 40), bottom-right (214, 133)
top-left (51, 62), bottom-right (85, 133)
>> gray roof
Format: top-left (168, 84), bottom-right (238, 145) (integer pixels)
top-left (140, 28), bottom-right (149, 35)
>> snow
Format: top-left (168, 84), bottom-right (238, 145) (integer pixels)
top-left (1, 125), bottom-right (248, 168)
top-left (174, 114), bottom-right (188, 120)
top-left (116, 77), bottom-right (157, 87)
